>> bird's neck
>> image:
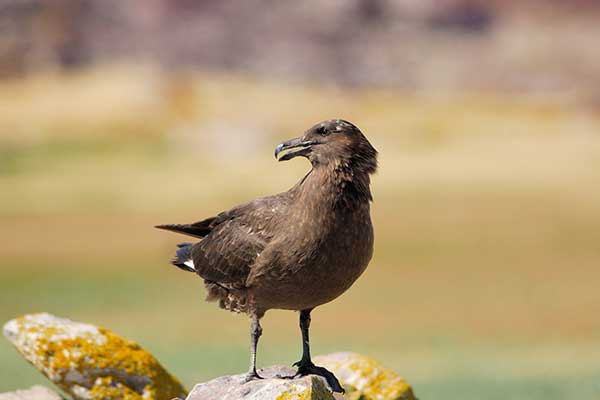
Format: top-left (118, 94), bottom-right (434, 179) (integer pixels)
top-left (297, 162), bottom-right (373, 210)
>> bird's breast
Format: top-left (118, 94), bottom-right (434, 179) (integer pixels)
top-left (249, 203), bottom-right (374, 311)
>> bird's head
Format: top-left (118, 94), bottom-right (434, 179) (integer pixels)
top-left (275, 119), bottom-right (378, 174)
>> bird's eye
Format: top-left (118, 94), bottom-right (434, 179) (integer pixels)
top-left (316, 126), bottom-right (328, 136)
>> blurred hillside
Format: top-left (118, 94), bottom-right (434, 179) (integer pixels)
top-left (2, 0), bottom-right (600, 105)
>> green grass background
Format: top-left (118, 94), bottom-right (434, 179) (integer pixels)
top-left (1, 67), bottom-right (599, 399)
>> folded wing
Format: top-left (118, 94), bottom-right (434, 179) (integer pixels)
top-left (158, 193), bottom-right (291, 287)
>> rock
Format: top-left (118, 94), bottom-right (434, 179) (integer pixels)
top-left (3, 313), bottom-right (187, 400)
top-left (314, 352), bottom-right (416, 400)
top-left (183, 353), bottom-right (416, 400)
top-left (0, 385), bottom-right (62, 400)
top-left (183, 365), bottom-right (342, 400)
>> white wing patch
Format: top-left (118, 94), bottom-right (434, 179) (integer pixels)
top-left (184, 259), bottom-right (196, 271)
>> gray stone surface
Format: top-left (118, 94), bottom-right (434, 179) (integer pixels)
top-left (184, 365), bottom-right (342, 400)
top-left (0, 385), bottom-right (62, 400)
top-left (183, 353), bottom-right (418, 400)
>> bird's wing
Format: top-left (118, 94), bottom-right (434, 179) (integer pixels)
top-left (190, 193), bottom-right (291, 285)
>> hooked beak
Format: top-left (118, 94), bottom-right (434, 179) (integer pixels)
top-left (274, 137), bottom-right (316, 161)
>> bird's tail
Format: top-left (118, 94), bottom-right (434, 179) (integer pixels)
top-left (171, 243), bottom-right (196, 272)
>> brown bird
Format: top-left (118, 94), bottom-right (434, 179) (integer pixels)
top-left (156, 119), bottom-right (377, 392)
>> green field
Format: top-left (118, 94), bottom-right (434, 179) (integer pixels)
top-left (1, 67), bottom-right (600, 399)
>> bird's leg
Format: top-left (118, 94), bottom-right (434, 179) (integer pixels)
top-left (243, 315), bottom-right (263, 382)
top-left (278, 309), bottom-right (345, 393)
top-left (294, 308), bottom-right (313, 367)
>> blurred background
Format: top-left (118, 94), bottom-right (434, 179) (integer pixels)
top-left (1, 0), bottom-right (600, 399)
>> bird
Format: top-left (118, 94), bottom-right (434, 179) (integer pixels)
top-left (156, 119), bottom-right (377, 393)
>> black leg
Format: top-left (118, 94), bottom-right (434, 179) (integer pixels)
top-left (243, 315), bottom-right (263, 382)
top-left (288, 309), bottom-right (345, 393)
top-left (294, 309), bottom-right (312, 367)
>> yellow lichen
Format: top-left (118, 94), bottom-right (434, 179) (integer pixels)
top-left (5, 313), bottom-right (187, 400)
top-left (275, 376), bottom-right (335, 400)
top-left (314, 353), bottom-right (416, 400)
top-left (86, 377), bottom-right (141, 400)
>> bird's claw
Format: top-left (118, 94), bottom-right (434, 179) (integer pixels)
top-left (282, 361), bottom-right (345, 393)
top-left (242, 370), bottom-right (264, 383)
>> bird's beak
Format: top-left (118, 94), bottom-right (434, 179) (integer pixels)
top-left (274, 137), bottom-right (315, 161)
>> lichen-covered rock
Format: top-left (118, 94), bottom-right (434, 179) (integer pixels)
top-left (3, 313), bottom-right (187, 400)
top-left (314, 352), bottom-right (416, 400)
top-left (0, 385), bottom-right (62, 400)
top-left (184, 365), bottom-right (340, 400)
